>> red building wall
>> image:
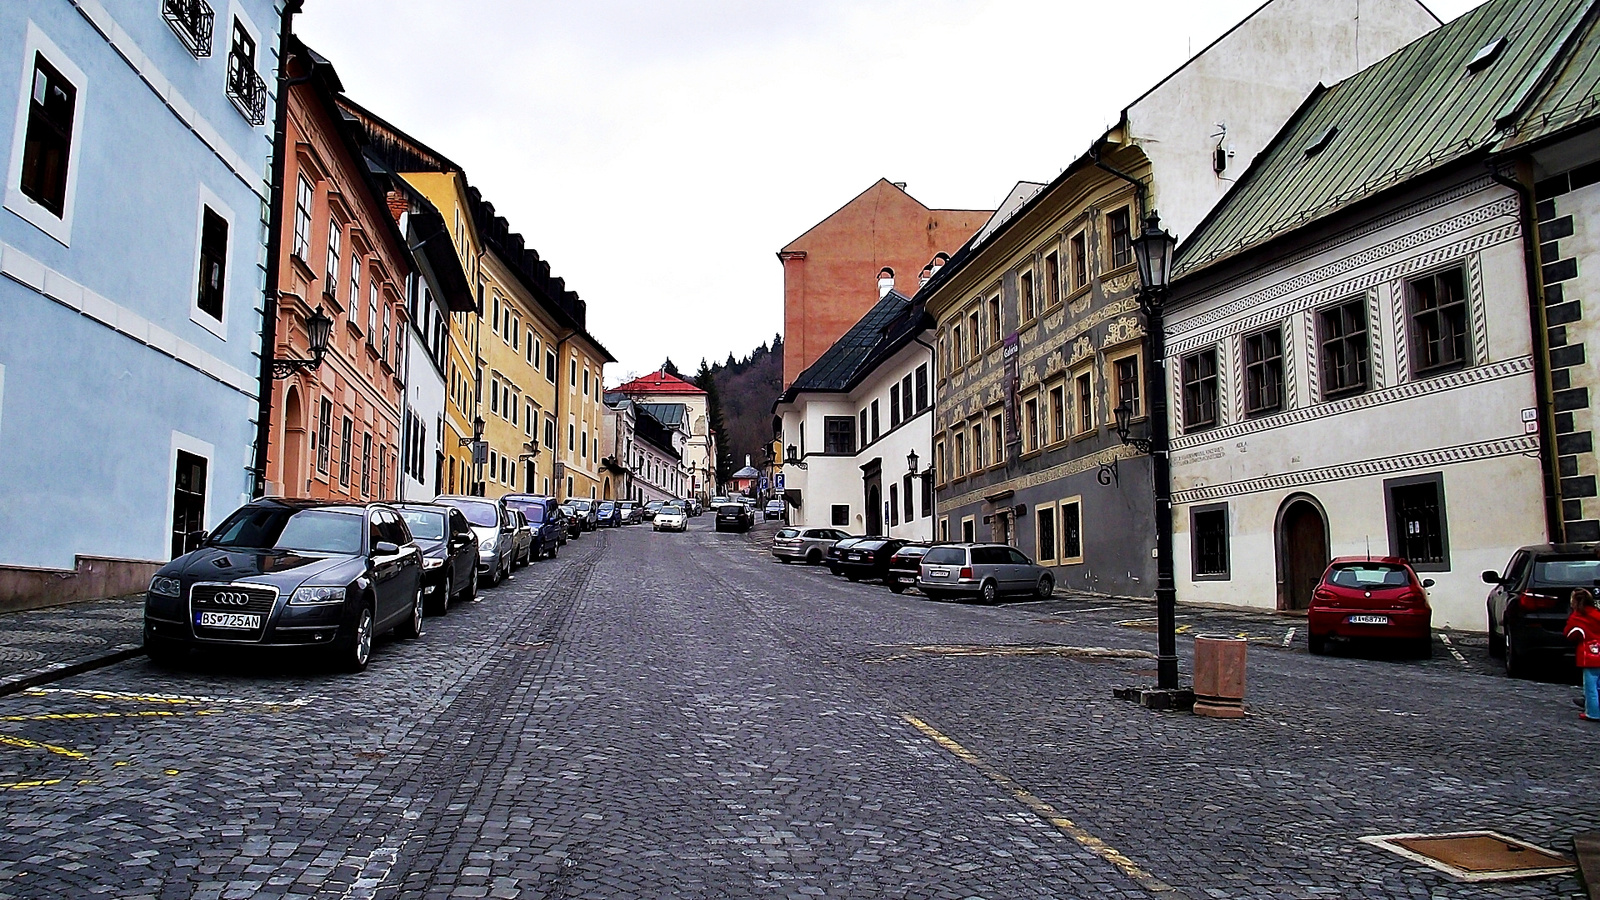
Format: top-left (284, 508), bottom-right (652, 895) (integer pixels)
top-left (780, 179), bottom-right (989, 387)
top-left (264, 51), bottom-right (411, 502)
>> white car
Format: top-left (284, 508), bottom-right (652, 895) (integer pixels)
top-left (653, 508), bottom-right (688, 532)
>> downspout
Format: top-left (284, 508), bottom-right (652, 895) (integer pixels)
top-left (913, 331), bottom-right (938, 539)
top-left (1091, 140), bottom-right (1148, 218)
top-left (552, 328), bottom-right (575, 501)
top-left (251, 0), bottom-right (305, 498)
top-left (1489, 161), bottom-right (1565, 542)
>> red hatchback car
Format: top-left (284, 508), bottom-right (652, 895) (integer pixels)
top-left (1307, 556), bottom-right (1434, 657)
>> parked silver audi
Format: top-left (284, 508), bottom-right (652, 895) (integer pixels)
top-left (918, 543), bottom-right (1054, 604)
top-left (771, 527), bottom-right (852, 565)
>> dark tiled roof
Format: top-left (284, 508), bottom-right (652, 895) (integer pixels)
top-left (1177, 0), bottom-right (1594, 277)
top-left (778, 290), bottom-right (929, 403)
top-left (638, 403), bottom-right (687, 427)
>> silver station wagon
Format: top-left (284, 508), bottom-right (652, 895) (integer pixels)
top-left (917, 543), bottom-right (1054, 604)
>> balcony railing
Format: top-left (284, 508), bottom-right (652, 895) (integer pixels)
top-left (163, 0), bottom-right (214, 58)
top-left (226, 54), bottom-right (267, 126)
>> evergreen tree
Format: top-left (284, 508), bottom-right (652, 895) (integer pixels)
top-left (696, 359), bottom-right (734, 486)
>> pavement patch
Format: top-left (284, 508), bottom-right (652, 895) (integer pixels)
top-left (1360, 831), bottom-right (1575, 882)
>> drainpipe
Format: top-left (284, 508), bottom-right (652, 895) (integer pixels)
top-left (1091, 141), bottom-right (1148, 219)
top-left (250, 0), bottom-right (305, 498)
top-left (552, 328), bottom-right (575, 501)
top-left (1489, 161), bottom-right (1565, 542)
top-left (913, 331), bottom-right (938, 538)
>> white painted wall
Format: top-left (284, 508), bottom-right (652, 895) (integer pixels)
top-left (1165, 177), bottom-right (1546, 630)
top-left (1129, 0), bottom-right (1439, 241)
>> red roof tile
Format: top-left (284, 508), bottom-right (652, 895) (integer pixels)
top-left (614, 370), bottom-right (706, 396)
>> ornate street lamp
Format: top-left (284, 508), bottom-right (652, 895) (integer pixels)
top-left (1127, 211), bottom-right (1184, 698)
top-left (906, 449), bottom-right (919, 476)
top-left (270, 305), bottom-right (333, 378)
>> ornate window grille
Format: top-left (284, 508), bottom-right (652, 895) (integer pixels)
top-left (225, 21), bottom-right (266, 125)
top-left (163, 0), bottom-right (215, 57)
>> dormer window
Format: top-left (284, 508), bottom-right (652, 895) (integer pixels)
top-left (1303, 125), bottom-right (1338, 157)
top-left (1465, 37), bottom-right (1507, 74)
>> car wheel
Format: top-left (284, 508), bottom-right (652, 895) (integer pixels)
top-left (398, 586), bottom-right (424, 640)
top-left (464, 568), bottom-right (478, 602)
top-left (1412, 635), bottom-right (1434, 659)
top-left (1307, 632), bottom-right (1328, 655)
top-left (978, 580), bottom-right (999, 605)
top-left (1036, 575), bottom-right (1055, 599)
top-left (1505, 627), bottom-right (1530, 679)
top-left (1487, 606), bottom-right (1505, 658)
top-left (339, 604), bottom-right (374, 672)
top-left (806, 550), bottom-right (822, 565)
top-left (427, 575), bottom-right (450, 616)
top-left (888, 583), bottom-right (906, 595)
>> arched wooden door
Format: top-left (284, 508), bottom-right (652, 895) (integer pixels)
top-left (865, 485), bottom-right (882, 536)
top-left (1277, 497), bottom-right (1329, 611)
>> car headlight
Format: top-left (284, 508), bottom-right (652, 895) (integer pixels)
top-left (289, 585), bottom-right (346, 605)
top-left (149, 576), bottom-right (181, 597)
top-left (423, 557), bottom-right (444, 570)
top-left (480, 536), bottom-right (496, 551)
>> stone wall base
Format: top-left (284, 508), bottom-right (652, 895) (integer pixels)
top-left (0, 556), bottom-right (160, 613)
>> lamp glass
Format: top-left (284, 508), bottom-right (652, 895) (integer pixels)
top-left (907, 449), bottom-right (919, 475)
top-left (305, 306), bottom-right (334, 356)
top-left (1114, 401), bottom-right (1131, 438)
top-left (1132, 212), bottom-right (1176, 292)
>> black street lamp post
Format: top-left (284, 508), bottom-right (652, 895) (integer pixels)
top-left (1128, 211), bottom-right (1183, 695)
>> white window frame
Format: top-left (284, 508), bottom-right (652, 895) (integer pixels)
top-left (5, 23), bottom-right (88, 247)
top-left (164, 431), bottom-right (215, 561)
top-left (188, 184), bottom-right (235, 340)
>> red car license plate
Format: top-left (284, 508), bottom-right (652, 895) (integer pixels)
top-left (1348, 614), bottom-right (1389, 625)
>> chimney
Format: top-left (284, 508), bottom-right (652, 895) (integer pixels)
top-left (878, 267), bottom-right (895, 299)
top-left (892, 182), bottom-right (907, 190)
top-left (386, 190), bottom-right (408, 223)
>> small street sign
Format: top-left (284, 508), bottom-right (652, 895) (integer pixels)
top-left (775, 474), bottom-right (785, 491)
top-left (1521, 407), bottom-right (1537, 423)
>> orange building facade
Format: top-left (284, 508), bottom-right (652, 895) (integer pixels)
top-left (263, 40), bottom-right (412, 502)
top-left (779, 179), bottom-right (989, 387)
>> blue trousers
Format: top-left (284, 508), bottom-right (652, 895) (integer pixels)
top-left (1586, 667), bottom-right (1600, 720)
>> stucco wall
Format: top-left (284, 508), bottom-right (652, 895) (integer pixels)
top-left (1166, 174), bottom-right (1546, 630)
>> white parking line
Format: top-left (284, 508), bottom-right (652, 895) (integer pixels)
top-left (1437, 633), bottom-right (1468, 664)
top-left (1282, 627), bottom-right (1296, 648)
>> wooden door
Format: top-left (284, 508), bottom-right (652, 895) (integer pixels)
top-left (1281, 501), bottom-right (1328, 611)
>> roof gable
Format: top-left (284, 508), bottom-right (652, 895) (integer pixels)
top-left (1178, 0), bottom-right (1595, 277)
top-left (780, 179), bottom-right (988, 254)
top-left (615, 371), bottom-right (706, 396)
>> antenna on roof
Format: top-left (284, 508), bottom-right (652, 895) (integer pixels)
top-left (1365, 536), bottom-right (1371, 562)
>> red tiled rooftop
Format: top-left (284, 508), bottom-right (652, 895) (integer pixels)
top-left (614, 371), bottom-right (706, 396)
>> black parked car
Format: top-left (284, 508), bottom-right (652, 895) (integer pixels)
top-left (143, 499), bottom-right (425, 672)
top-left (825, 537), bottom-right (873, 574)
top-left (715, 503), bottom-right (753, 533)
top-left (884, 543), bottom-right (931, 593)
top-left (833, 538), bottom-right (909, 582)
top-left (395, 503), bottom-right (479, 614)
top-left (1484, 543), bottom-right (1600, 677)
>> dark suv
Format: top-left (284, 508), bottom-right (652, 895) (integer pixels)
top-left (1484, 543), bottom-right (1600, 677)
top-left (715, 503), bottom-right (753, 533)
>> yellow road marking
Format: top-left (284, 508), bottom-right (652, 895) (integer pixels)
top-left (0, 710), bottom-right (217, 722)
top-left (0, 733), bottom-right (87, 760)
top-left (22, 688), bottom-right (309, 707)
top-left (900, 713), bottom-right (1177, 894)
top-left (0, 778), bottom-right (62, 790)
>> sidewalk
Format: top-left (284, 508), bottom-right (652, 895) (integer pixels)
top-left (0, 593), bottom-right (145, 696)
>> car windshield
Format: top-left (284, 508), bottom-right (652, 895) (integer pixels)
top-left (398, 510), bottom-right (446, 541)
top-left (440, 499), bottom-right (500, 528)
top-left (503, 499), bottom-right (545, 523)
top-left (209, 507), bottom-right (364, 555)
top-left (922, 547), bottom-right (966, 565)
top-left (572, 502), bottom-right (591, 511)
top-left (894, 546), bottom-right (930, 558)
top-left (1328, 564), bottom-right (1410, 588)
top-left (598, 503), bottom-right (615, 511)
top-left (776, 528), bottom-right (799, 539)
top-left (1534, 558), bottom-right (1600, 585)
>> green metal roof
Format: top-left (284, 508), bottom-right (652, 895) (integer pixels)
top-left (1177, 0), bottom-right (1595, 277)
top-left (1499, 2), bottom-right (1600, 149)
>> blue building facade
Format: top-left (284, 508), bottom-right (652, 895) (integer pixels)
top-left (0, 0), bottom-right (285, 606)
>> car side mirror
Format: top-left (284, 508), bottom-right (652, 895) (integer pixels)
top-left (1481, 570), bottom-right (1502, 585)
top-left (1422, 578), bottom-right (1435, 589)
top-left (192, 529), bottom-right (209, 545)
top-left (374, 541), bottom-right (401, 556)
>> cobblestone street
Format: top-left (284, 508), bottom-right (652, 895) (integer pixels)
top-left (0, 519), bottom-right (1590, 899)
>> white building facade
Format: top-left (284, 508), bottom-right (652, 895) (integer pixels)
top-left (775, 290), bottom-right (935, 541)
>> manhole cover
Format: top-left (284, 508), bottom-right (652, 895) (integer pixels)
top-left (1361, 831), bottom-right (1574, 882)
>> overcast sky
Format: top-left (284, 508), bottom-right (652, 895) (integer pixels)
top-left (296, 0), bottom-right (1485, 384)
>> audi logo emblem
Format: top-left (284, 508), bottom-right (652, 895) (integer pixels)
top-left (209, 591), bottom-right (253, 607)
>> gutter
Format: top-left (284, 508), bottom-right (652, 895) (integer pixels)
top-left (1488, 161), bottom-right (1565, 542)
top-left (1090, 141), bottom-right (1147, 219)
top-left (251, 0), bottom-right (306, 498)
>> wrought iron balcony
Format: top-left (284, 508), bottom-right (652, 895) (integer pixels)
top-left (163, 0), bottom-right (214, 58)
top-left (226, 53), bottom-right (267, 126)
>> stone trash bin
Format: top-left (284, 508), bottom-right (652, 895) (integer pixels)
top-left (1192, 635), bottom-right (1247, 718)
